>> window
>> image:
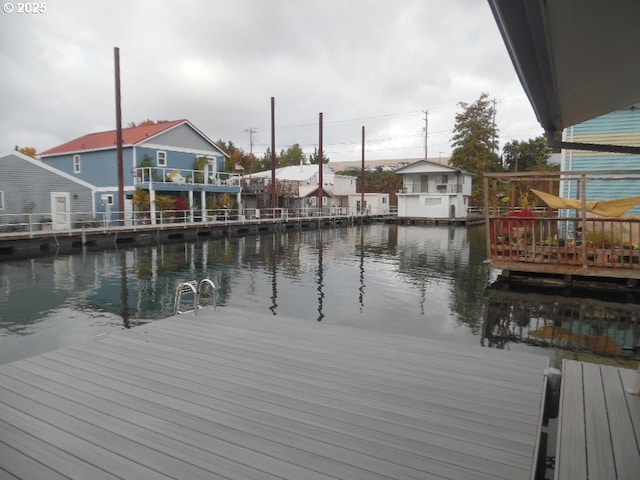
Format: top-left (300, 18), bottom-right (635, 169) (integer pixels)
top-left (382, 197), bottom-right (387, 204)
top-left (420, 175), bottom-right (429, 193)
top-left (310, 197), bottom-right (328, 206)
top-left (425, 197), bottom-right (442, 206)
top-left (0, 191), bottom-right (4, 210)
top-left (101, 194), bottom-right (114, 206)
top-left (441, 174), bottom-right (448, 184)
top-left (73, 154), bottom-right (81, 173)
top-left (157, 151), bottom-right (167, 166)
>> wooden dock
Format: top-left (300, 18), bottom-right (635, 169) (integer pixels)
top-left (555, 360), bottom-right (640, 480)
top-left (0, 308), bottom-right (549, 479)
top-left (484, 170), bottom-right (640, 289)
top-left (0, 215), bottom-right (377, 261)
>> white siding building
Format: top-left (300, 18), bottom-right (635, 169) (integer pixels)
top-left (395, 160), bottom-right (472, 219)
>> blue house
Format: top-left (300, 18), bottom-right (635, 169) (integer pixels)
top-left (39, 119), bottom-right (237, 225)
top-left (560, 106), bottom-right (640, 215)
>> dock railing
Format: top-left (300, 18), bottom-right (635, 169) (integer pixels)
top-left (484, 170), bottom-right (640, 281)
top-left (0, 205), bottom-right (389, 237)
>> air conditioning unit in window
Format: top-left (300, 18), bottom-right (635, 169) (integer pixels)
top-left (436, 184), bottom-right (447, 192)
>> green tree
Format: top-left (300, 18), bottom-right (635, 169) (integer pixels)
top-left (215, 139), bottom-right (237, 156)
top-left (337, 170), bottom-right (402, 205)
top-left (279, 144), bottom-right (306, 167)
top-left (127, 119), bottom-right (169, 127)
top-left (258, 148), bottom-right (277, 171)
top-left (502, 136), bottom-right (556, 172)
top-left (450, 92), bottom-right (502, 204)
top-left (308, 147), bottom-right (330, 164)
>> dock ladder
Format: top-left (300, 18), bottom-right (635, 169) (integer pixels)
top-left (174, 278), bottom-right (216, 315)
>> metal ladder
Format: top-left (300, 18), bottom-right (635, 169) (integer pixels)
top-left (174, 278), bottom-right (216, 315)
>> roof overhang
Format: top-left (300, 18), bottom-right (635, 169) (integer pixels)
top-left (488, 0), bottom-right (640, 154)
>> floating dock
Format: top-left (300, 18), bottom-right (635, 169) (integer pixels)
top-left (555, 360), bottom-right (640, 480)
top-left (0, 215), bottom-right (371, 261)
top-left (0, 307), bottom-right (549, 479)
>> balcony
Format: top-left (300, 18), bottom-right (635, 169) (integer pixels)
top-left (134, 167), bottom-right (241, 188)
top-left (398, 184), bottom-right (463, 194)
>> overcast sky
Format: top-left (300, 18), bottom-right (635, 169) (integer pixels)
top-left (0, 0), bottom-right (543, 162)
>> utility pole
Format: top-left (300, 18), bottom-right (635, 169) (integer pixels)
top-left (114, 47), bottom-right (124, 226)
top-left (491, 99), bottom-right (497, 155)
top-left (361, 126), bottom-right (365, 216)
top-left (243, 127), bottom-right (256, 155)
top-left (423, 110), bottom-right (428, 160)
top-left (318, 112), bottom-right (323, 213)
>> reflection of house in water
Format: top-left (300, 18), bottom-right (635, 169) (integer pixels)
top-left (483, 285), bottom-right (640, 357)
top-left (397, 225), bottom-right (469, 266)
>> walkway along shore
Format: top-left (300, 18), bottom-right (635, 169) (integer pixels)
top-left (0, 213), bottom-right (395, 261)
top-left (0, 211), bottom-right (487, 261)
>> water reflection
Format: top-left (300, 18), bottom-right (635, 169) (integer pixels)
top-left (2, 224), bottom-right (639, 365)
top-left (316, 233), bottom-right (325, 322)
top-left (483, 282), bottom-right (640, 360)
top-left (358, 227), bottom-right (365, 311)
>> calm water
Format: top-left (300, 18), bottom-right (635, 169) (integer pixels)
top-left (1, 224), bottom-right (639, 365)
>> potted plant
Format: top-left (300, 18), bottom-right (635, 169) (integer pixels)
top-left (41, 217), bottom-right (53, 230)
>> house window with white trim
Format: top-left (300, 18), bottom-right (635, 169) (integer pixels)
top-left (101, 194), bottom-right (114, 206)
top-left (157, 151), bottom-right (167, 166)
top-left (425, 197), bottom-right (442, 206)
top-left (73, 154), bottom-right (81, 173)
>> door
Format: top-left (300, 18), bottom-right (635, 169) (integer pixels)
top-left (51, 192), bottom-right (71, 230)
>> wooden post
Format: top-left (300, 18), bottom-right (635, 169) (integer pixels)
top-left (318, 112), bottom-right (323, 214)
top-left (270, 97), bottom-right (277, 215)
top-left (361, 126), bottom-right (365, 216)
top-left (114, 47), bottom-right (125, 226)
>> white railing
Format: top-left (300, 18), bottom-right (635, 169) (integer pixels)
top-left (133, 167), bottom-right (241, 187)
top-left (0, 206), bottom-right (398, 234)
top-left (398, 184), bottom-right (463, 194)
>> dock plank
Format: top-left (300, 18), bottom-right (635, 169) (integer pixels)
top-left (619, 368), bottom-right (640, 444)
top-left (583, 362), bottom-right (616, 479)
top-left (555, 360), bottom-right (640, 480)
top-left (601, 366), bottom-right (640, 480)
top-left (0, 308), bottom-right (548, 480)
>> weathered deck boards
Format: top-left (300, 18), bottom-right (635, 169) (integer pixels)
top-left (0, 307), bottom-right (548, 480)
top-left (555, 360), bottom-right (640, 480)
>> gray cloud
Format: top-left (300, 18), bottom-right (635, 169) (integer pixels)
top-left (0, 0), bottom-right (543, 161)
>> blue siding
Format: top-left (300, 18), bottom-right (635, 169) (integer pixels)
top-left (151, 124), bottom-right (220, 151)
top-left (135, 147), bottom-right (201, 171)
top-left (572, 108), bottom-right (640, 135)
top-left (562, 107), bottom-right (640, 214)
top-left (42, 148), bottom-right (135, 187)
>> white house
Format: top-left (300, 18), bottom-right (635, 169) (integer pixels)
top-left (347, 193), bottom-right (390, 215)
top-left (395, 160), bottom-right (472, 219)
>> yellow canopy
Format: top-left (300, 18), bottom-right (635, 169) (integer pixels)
top-left (531, 189), bottom-right (640, 217)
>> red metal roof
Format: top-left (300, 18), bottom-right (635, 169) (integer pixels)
top-left (39, 119), bottom-right (187, 156)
